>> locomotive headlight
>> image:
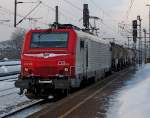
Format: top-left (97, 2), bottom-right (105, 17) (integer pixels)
top-left (23, 67), bottom-right (32, 75)
top-left (64, 67), bottom-right (69, 72)
top-left (24, 68), bottom-right (29, 72)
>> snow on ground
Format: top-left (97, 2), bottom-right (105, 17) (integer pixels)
top-left (0, 60), bottom-right (20, 66)
top-left (0, 65), bottom-right (20, 77)
top-left (0, 93), bottom-right (29, 115)
top-left (0, 80), bottom-right (29, 114)
top-left (0, 60), bottom-right (27, 115)
top-left (107, 64), bottom-right (150, 118)
top-left (0, 65), bottom-right (20, 73)
top-left (0, 81), bottom-right (15, 90)
top-left (0, 74), bottom-right (18, 81)
top-left (0, 60), bottom-right (20, 77)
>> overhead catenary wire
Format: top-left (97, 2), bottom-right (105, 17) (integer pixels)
top-left (0, 0), bottom-right (132, 41)
top-left (89, 0), bottom-right (135, 38)
top-left (0, 2), bottom-right (49, 27)
top-left (63, 0), bottom-right (82, 12)
top-left (101, 22), bottom-right (119, 36)
top-left (16, 1), bottom-right (42, 26)
top-left (126, 0), bottom-right (136, 20)
top-left (87, 0), bottom-right (129, 39)
top-left (37, 0), bottom-right (117, 38)
top-left (88, 0), bottom-right (120, 24)
top-left (0, 4), bottom-right (28, 19)
top-left (62, 0), bottom-right (118, 35)
top-left (0, 0), bottom-right (116, 32)
top-left (41, 2), bottom-right (80, 25)
top-left (0, 1), bottom-right (45, 29)
top-left (118, 0), bottom-right (136, 37)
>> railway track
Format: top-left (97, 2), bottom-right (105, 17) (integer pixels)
top-left (0, 89), bottom-right (18, 98)
top-left (0, 74), bottom-right (19, 98)
top-left (0, 72), bottom-right (19, 78)
top-left (0, 74), bottom-right (18, 81)
top-left (0, 73), bottom-right (50, 118)
top-left (29, 67), bottom-right (134, 118)
top-left (0, 87), bottom-right (16, 93)
top-left (0, 67), bottom-right (134, 118)
top-left (0, 99), bottom-right (45, 118)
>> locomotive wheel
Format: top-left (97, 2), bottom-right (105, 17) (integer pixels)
top-left (25, 89), bottom-right (49, 100)
top-left (25, 93), bottom-right (40, 99)
top-left (80, 78), bottom-right (88, 88)
top-left (25, 93), bottom-right (50, 100)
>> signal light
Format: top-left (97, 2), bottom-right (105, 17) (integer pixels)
top-left (132, 20), bottom-right (137, 43)
top-left (133, 30), bottom-right (137, 37)
top-left (83, 4), bottom-right (89, 29)
top-left (132, 20), bottom-right (137, 29)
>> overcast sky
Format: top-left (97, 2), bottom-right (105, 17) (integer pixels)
top-left (0, 0), bottom-right (149, 44)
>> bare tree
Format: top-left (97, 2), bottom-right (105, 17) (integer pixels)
top-left (11, 29), bottom-right (26, 51)
top-left (0, 29), bottom-right (26, 59)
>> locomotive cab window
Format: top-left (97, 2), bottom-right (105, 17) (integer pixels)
top-left (30, 32), bottom-right (68, 48)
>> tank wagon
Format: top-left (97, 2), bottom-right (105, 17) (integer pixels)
top-left (15, 24), bottom-right (135, 99)
top-left (111, 43), bottom-right (135, 71)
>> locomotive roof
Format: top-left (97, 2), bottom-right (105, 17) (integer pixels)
top-left (76, 30), bottom-right (111, 45)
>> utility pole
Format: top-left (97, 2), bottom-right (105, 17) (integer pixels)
top-left (128, 37), bottom-right (130, 48)
top-left (83, 4), bottom-right (90, 31)
top-left (143, 29), bottom-right (147, 63)
top-left (137, 15), bottom-right (142, 64)
top-left (132, 20), bottom-right (137, 64)
top-left (14, 0), bottom-right (17, 27)
top-left (55, 6), bottom-right (59, 24)
top-left (146, 4), bottom-right (150, 62)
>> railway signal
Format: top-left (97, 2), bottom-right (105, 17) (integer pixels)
top-left (83, 4), bottom-right (90, 30)
top-left (132, 20), bottom-right (137, 43)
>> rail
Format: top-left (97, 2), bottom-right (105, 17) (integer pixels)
top-left (0, 100), bottom-right (44, 118)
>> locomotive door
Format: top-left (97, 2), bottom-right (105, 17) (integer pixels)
top-left (80, 40), bottom-right (88, 79)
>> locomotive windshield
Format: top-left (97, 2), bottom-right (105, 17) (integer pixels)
top-left (30, 32), bottom-right (68, 48)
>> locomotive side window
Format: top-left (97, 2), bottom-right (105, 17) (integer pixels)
top-left (80, 40), bottom-right (84, 49)
top-left (30, 32), bottom-right (68, 48)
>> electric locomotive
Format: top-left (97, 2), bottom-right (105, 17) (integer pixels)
top-left (15, 24), bottom-right (113, 99)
